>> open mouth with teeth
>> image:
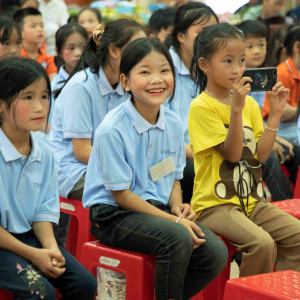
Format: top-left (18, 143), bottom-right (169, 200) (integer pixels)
top-left (147, 88), bottom-right (166, 95)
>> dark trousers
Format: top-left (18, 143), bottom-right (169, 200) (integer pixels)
top-left (181, 158), bottom-right (195, 203)
top-left (90, 200), bottom-right (228, 300)
top-left (0, 230), bottom-right (97, 300)
top-left (262, 146), bottom-right (300, 201)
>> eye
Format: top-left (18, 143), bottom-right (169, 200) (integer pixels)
top-left (225, 59), bottom-right (231, 64)
top-left (42, 94), bottom-right (48, 100)
top-left (24, 96), bottom-right (32, 100)
top-left (162, 68), bottom-right (171, 73)
top-left (17, 39), bottom-right (22, 45)
top-left (241, 58), bottom-right (245, 63)
top-left (260, 44), bottom-right (266, 48)
top-left (246, 45), bottom-right (252, 49)
top-left (140, 70), bottom-right (149, 75)
top-left (3, 41), bottom-right (9, 46)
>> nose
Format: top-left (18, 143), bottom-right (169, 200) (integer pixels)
top-left (150, 74), bottom-right (163, 84)
top-left (74, 47), bottom-right (81, 57)
top-left (9, 44), bottom-right (21, 56)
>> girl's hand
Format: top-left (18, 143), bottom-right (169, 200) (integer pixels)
top-left (268, 82), bottom-right (290, 116)
top-left (232, 67), bottom-right (252, 112)
top-left (273, 141), bottom-right (289, 164)
top-left (171, 203), bottom-right (196, 221)
top-left (30, 248), bottom-right (66, 278)
top-left (177, 218), bottom-right (206, 249)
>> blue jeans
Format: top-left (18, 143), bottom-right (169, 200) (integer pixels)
top-left (90, 200), bottom-right (228, 300)
top-left (0, 230), bottom-right (97, 300)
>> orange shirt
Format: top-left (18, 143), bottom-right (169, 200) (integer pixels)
top-left (21, 46), bottom-right (57, 77)
top-left (262, 57), bottom-right (300, 119)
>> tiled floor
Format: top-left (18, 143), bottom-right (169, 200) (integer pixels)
top-left (230, 261), bottom-right (240, 279)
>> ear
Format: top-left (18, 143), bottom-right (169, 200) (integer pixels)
top-left (177, 32), bottom-right (185, 44)
top-left (108, 43), bottom-right (121, 59)
top-left (198, 57), bottom-right (209, 73)
top-left (120, 73), bottom-right (131, 92)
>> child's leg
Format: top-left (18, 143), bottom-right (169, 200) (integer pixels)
top-left (198, 204), bottom-right (277, 277)
top-left (49, 247), bottom-right (97, 300)
top-left (248, 200), bottom-right (300, 272)
top-left (182, 222), bottom-right (228, 299)
top-left (91, 202), bottom-right (227, 300)
top-left (0, 233), bottom-right (57, 300)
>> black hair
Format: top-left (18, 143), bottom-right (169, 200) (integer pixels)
top-left (266, 24), bottom-right (295, 67)
top-left (190, 22), bottom-right (244, 92)
top-left (13, 7), bottom-right (41, 31)
top-left (0, 15), bottom-right (21, 43)
top-left (55, 23), bottom-right (88, 65)
top-left (0, 57), bottom-right (51, 131)
top-left (149, 7), bottom-right (176, 35)
top-left (120, 37), bottom-right (176, 103)
top-left (235, 20), bottom-right (267, 39)
top-left (284, 25), bottom-right (300, 57)
top-left (54, 18), bottom-right (145, 98)
top-left (76, 7), bottom-right (102, 24)
top-left (164, 2), bottom-right (218, 55)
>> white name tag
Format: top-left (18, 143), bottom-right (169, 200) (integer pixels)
top-left (149, 156), bottom-right (176, 182)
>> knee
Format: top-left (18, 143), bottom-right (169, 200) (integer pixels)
top-left (251, 234), bottom-right (277, 258)
top-left (71, 272), bottom-right (97, 300)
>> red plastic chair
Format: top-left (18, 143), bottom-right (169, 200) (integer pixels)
top-left (59, 196), bottom-right (96, 259)
top-left (80, 240), bottom-right (156, 300)
top-left (272, 198), bottom-right (300, 219)
top-left (293, 167), bottom-right (300, 198)
top-left (223, 270), bottom-right (300, 300)
top-left (0, 288), bottom-right (14, 300)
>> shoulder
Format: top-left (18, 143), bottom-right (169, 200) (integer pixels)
top-left (163, 106), bottom-right (183, 128)
top-left (245, 95), bottom-right (261, 111)
top-left (190, 93), bottom-right (211, 110)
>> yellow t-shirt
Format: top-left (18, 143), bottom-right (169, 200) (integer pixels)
top-left (188, 92), bottom-right (264, 218)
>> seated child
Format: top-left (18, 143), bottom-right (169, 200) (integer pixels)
top-left (13, 7), bottom-right (57, 81)
top-left (76, 7), bottom-right (102, 38)
top-left (189, 22), bottom-right (300, 277)
top-left (0, 16), bottom-right (22, 58)
top-left (149, 7), bottom-right (176, 42)
top-left (0, 57), bottom-right (96, 299)
top-left (83, 37), bottom-right (228, 300)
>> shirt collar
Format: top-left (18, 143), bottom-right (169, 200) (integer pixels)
top-left (59, 66), bottom-right (69, 81)
top-left (285, 57), bottom-right (300, 81)
top-left (0, 128), bottom-right (42, 162)
top-left (124, 98), bottom-right (165, 134)
top-left (169, 46), bottom-right (189, 75)
top-left (98, 67), bottom-right (125, 96)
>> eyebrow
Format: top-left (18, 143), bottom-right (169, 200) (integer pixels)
top-left (138, 62), bottom-right (170, 68)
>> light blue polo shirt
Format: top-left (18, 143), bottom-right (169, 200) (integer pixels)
top-left (0, 128), bottom-right (59, 234)
top-left (83, 98), bottom-right (186, 208)
top-left (49, 66), bottom-right (128, 197)
top-left (165, 46), bottom-right (198, 144)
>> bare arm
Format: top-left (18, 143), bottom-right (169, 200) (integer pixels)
top-left (257, 83), bottom-right (290, 163)
top-left (72, 138), bottom-right (92, 164)
top-left (281, 103), bottom-right (298, 122)
top-left (185, 144), bottom-right (194, 159)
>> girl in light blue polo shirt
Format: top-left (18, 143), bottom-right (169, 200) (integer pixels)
top-left (49, 19), bottom-right (146, 247)
top-left (164, 2), bottom-right (218, 203)
top-left (0, 57), bottom-right (96, 299)
top-left (83, 38), bottom-right (227, 300)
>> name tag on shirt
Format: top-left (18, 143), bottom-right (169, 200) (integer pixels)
top-left (150, 156), bottom-right (175, 182)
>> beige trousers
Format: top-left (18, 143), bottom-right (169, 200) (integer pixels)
top-left (197, 201), bottom-right (300, 277)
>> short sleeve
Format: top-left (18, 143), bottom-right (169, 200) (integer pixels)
top-left (98, 129), bottom-right (133, 190)
top-left (188, 104), bottom-right (228, 156)
top-left (45, 55), bottom-right (58, 76)
top-left (175, 132), bottom-right (186, 180)
top-left (62, 83), bottom-right (93, 139)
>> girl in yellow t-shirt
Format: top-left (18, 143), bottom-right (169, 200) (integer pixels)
top-left (188, 22), bottom-right (300, 277)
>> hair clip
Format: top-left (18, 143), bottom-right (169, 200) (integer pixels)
top-left (92, 24), bottom-right (104, 48)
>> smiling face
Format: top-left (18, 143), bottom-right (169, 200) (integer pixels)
top-left (22, 15), bottom-right (45, 45)
top-left (245, 36), bottom-right (267, 68)
top-left (0, 28), bottom-right (22, 58)
top-left (121, 50), bottom-right (174, 112)
top-left (0, 78), bottom-right (49, 136)
top-left (61, 32), bottom-right (87, 74)
top-left (78, 9), bottom-right (100, 37)
top-left (204, 39), bottom-right (246, 93)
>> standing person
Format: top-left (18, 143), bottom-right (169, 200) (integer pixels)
top-left (237, 20), bottom-right (300, 201)
top-left (76, 7), bottom-right (102, 38)
top-left (0, 57), bottom-right (97, 299)
top-left (0, 16), bottom-right (22, 58)
top-left (50, 19), bottom-right (146, 247)
top-left (189, 22), bottom-right (300, 277)
top-left (164, 2), bottom-right (218, 203)
top-left (83, 37), bottom-right (228, 300)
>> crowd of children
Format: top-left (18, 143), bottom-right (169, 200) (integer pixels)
top-left (0, 0), bottom-right (300, 299)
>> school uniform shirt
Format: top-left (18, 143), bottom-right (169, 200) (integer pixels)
top-left (188, 92), bottom-right (264, 218)
top-left (49, 67), bottom-right (128, 198)
top-left (83, 98), bottom-right (186, 208)
top-left (263, 57), bottom-right (300, 144)
top-left (165, 46), bottom-right (198, 144)
top-left (21, 47), bottom-right (57, 77)
top-left (249, 91), bottom-right (266, 109)
top-left (0, 128), bottom-right (59, 234)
